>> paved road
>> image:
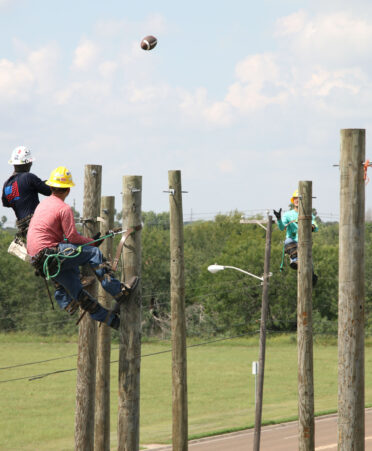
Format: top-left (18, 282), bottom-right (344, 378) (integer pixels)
top-left (146, 408), bottom-right (372, 450)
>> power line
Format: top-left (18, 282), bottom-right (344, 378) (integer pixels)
top-left (0, 328), bottom-right (344, 385)
top-left (0, 331), bottom-right (258, 384)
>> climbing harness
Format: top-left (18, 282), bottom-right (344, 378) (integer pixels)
top-left (30, 225), bottom-right (141, 319)
top-left (39, 226), bottom-right (141, 280)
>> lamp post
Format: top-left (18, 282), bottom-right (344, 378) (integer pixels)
top-left (207, 216), bottom-right (272, 451)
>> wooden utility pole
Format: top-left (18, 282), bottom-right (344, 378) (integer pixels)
top-left (169, 170), bottom-right (188, 451)
top-left (75, 164), bottom-right (102, 451)
top-left (94, 196), bottom-right (115, 451)
top-left (118, 176), bottom-right (142, 451)
top-left (297, 181), bottom-right (314, 451)
top-left (338, 129), bottom-right (365, 450)
top-left (253, 215), bottom-right (272, 451)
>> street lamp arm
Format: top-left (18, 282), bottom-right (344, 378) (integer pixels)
top-left (223, 266), bottom-right (264, 281)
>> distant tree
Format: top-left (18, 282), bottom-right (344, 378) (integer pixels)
top-left (142, 211), bottom-right (170, 229)
top-left (0, 216), bottom-right (7, 228)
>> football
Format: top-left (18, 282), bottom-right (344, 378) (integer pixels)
top-left (140, 35), bottom-right (157, 51)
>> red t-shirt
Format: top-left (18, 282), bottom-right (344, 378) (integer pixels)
top-left (27, 195), bottom-right (93, 256)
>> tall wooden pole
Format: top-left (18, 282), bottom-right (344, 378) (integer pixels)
top-left (94, 196), bottom-right (115, 451)
top-left (253, 215), bottom-right (272, 451)
top-left (118, 176), bottom-right (142, 451)
top-left (169, 170), bottom-right (188, 451)
top-left (338, 129), bottom-right (365, 450)
top-left (297, 181), bottom-right (314, 451)
top-left (75, 164), bottom-right (102, 451)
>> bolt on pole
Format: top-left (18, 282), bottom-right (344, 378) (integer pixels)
top-left (297, 181), bottom-right (314, 451)
top-left (338, 129), bottom-right (365, 450)
top-left (75, 164), bottom-right (102, 451)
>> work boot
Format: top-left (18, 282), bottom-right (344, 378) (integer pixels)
top-left (112, 301), bottom-right (120, 315)
top-left (312, 272), bottom-right (318, 287)
top-left (110, 314), bottom-right (120, 330)
top-left (114, 276), bottom-right (139, 305)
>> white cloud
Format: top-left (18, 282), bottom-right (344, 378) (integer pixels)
top-left (54, 80), bottom-right (111, 105)
top-left (217, 160), bottom-right (234, 173)
top-left (275, 10), bottom-right (307, 36)
top-left (179, 88), bottom-right (233, 126)
top-left (0, 59), bottom-right (33, 101)
top-left (28, 44), bottom-right (59, 93)
top-left (276, 11), bottom-right (372, 66)
top-left (99, 61), bottom-right (118, 79)
top-left (0, 43), bottom-right (58, 101)
top-left (73, 39), bottom-right (99, 70)
top-left (126, 82), bottom-right (170, 104)
top-left (180, 54), bottom-right (288, 124)
top-left (184, 11), bottom-right (372, 125)
top-left (95, 13), bottom-right (167, 38)
top-left (225, 54), bottom-right (288, 112)
top-left (304, 67), bottom-right (365, 97)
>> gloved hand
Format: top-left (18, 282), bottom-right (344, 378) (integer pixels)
top-left (92, 232), bottom-right (104, 247)
top-left (312, 224), bottom-right (315, 232)
top-left (273, 208), bottom-right (282, 221)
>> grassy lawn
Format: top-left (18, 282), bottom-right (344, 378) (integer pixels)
top-left (0, 333), bottom-right (371, 450)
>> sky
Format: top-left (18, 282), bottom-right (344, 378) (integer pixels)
top-left (1, 0), bottom-right (372, 226)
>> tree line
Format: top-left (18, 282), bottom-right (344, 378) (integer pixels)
top-left (1, 211), bottom-right (371, 337)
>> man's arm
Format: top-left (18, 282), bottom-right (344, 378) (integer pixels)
top-left (276, 210), bottom-right (291, 231)
top-left (28, 173), bottom-right (52, 196)
top-left (60, 206), bottom-right (93, 245)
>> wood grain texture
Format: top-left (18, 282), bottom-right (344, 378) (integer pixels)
top-left (338, 129), bottom-right (365, 450)
top-left (118, 176), bottom-right (142, 451)
top-left (297, 181), bottom-right (314, 451)
top-left (169, 170), bottom-right (188, 451)
top-left (94, 196), bottom-right (114, 451)
top-left (75, 165), bottom-right (102, 451)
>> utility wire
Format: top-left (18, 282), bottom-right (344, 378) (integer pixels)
top-left (0, 327), bottom-right (343, 385)
top-left (0, 331), bottom-right (258, 384)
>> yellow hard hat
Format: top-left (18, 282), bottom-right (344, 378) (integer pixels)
top-left (290, 189), bottom-right (299, 204)
top-left (46, 166), bottom-right (75, 188)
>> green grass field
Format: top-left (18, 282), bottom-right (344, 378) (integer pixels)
top-left (1, 333), bottom-right (371, 450)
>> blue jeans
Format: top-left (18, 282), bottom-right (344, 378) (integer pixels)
top-left (53, 243), bottom-right (121, 325)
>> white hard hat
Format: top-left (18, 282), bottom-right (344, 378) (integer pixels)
top-left (8, 146), bottom-right (35, 165)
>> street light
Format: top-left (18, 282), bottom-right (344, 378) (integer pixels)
top-left (208, 264), bottom-right (270, 282)
top-left (207, 215), bottom-right (273, 451)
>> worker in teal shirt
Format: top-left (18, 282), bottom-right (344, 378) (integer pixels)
top-left (274, 189), bottom-right (319, 285)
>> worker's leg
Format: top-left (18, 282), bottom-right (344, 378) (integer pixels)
top-left (284, 238), bottom-right (298, 269)
top-left (57, 243), bottom-right (138, 302)
top-left (54, 265), bottom-right (118, 327)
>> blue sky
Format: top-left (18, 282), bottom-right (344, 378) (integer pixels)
top-left (1, 0), bottom-right (372, 225)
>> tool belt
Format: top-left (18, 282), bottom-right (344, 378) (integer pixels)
top-left (31, 247), bottom-right (59, 278)
top-left (15, 214), bottom-right (33, 242)
top-left (284, 241), bottom-right (298, 260)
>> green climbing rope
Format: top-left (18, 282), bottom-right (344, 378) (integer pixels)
top-left (42, 231), bottom-right (118, 280)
